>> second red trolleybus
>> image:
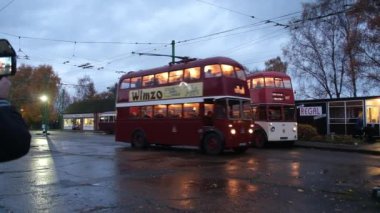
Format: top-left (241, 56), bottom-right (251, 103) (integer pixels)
top-left (247, 71), bottom-right (297, 147)
top-left (115, 57), bottom-right (254, 154)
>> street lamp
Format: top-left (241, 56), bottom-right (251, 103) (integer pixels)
top-left (40, 95), bottom-right (48, 135)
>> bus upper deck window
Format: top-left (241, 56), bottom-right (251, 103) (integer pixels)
top-left (130, 77), bottom-right (142, 88)
top-left (143, 75), bottom-right (154, 87)
top-left (252, 78), bottom-right (264, 88)
top-left (204, 64), bottom-right (222, 78)
top-left (155, 72), bottom-right (168, 85)
top-left (265, 77), bottom-right (274, 87)
top-left (221, 64), bottom-right (235, 78)
top-left (284, 79), bottom-right (292, 88)
top-left (235, 67), bottom-right (246, 80)
top-left (274, 78), bottom-right (284, 88)
top-left (169, 70), bottom-right (183, 83)
top-left (184, 67), bottom-right (200, 81)
top-left (120, 78), bottom-right (130, 89)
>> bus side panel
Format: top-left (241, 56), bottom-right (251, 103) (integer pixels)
top-left (116, 117), bottom-right (203, 146)
top-left (168, 119), bottom-right (203, 146)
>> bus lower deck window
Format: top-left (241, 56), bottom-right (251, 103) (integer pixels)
top-left (184, 103), bottom-right (199, 118)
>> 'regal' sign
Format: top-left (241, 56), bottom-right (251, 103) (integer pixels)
top-left (300, 106), bottom-right (322, 116)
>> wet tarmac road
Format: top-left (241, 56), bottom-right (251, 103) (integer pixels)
top-left (0, 131), bottom-right (379, 212)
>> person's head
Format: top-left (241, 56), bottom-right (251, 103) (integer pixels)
top-left (0, 77), bottom-right (11, 99)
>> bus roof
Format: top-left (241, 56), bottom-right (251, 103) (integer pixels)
top-left (247, 71), bottom-right (290, 79)
top-left (120, 56), bottom-right (244, 79)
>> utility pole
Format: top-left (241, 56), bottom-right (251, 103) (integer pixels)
top-left (171, 40), bottom-right (175, 64)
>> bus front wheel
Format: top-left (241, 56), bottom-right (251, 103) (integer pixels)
top-left (254, 131), bottom-right (267, 148)
top-left (202, 133), bottom-right (224, 155)
top-left (131, 131), bottom-right (148, 149)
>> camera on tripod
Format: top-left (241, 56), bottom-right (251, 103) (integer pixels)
top-left (0, 39), bottom-right (17, 77)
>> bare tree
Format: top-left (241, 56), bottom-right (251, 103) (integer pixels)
top-left (284, 0), bottom-right (378, 99)
top-left (264, 56), bottom-right (288, 72)
top-left (350, 0), bottom-right (380, 86)
top-left (74, 75), bottom-right (97, 101)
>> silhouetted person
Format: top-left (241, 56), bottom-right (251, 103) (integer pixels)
top-left (353, 112), bottom-right (364, 138)
top-left (0, 77), bottom-right (31, 162)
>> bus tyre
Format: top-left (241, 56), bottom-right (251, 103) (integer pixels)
top-left (202, 133), bottom-right (224, 155)
top-left (132, 131), bottom-right (148, 149)
top-left (233, 147), bottom-right (248, 154)
top-left (254, 131), bottom-right (267, 148)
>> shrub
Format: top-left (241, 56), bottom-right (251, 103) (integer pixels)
top-left (298, 124), bottom-right (319, 140)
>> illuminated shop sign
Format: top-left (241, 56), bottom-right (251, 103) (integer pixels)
top-left (300, 106), bottom-right (322, 116)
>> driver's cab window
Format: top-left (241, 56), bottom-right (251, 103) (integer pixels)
top-left (228, 99), bottom-right (241, 119)
top-left (214, 100), bottom-right (227, 119)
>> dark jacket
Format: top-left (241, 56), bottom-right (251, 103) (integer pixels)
top-left (0, 100), bottom-right (31, 162)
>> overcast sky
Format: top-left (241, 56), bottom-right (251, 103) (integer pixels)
top-left (0, 0), bottom-right (311, 94)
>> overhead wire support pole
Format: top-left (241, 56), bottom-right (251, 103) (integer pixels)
top-left (171, 40), bottom-right (175, 64)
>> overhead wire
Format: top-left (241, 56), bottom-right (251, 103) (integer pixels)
top-left (0, 0), bottom-right (15, 13)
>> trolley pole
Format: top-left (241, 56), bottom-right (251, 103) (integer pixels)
top-left (171, 40), bottom-right (175, 63)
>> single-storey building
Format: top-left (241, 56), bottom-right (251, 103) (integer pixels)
top-left (295, 96), bottom-right (380, 137)
top-left (63, 99), bottom-right (115, 131)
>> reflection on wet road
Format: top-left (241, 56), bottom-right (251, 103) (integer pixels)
top-left (0, 131), bottom-right (379, 212)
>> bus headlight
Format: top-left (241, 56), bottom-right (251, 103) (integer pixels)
top-left (248, 128), bottom-right (253, 134)
top-left (230, 129), bottom-right (236, 135)
top-left (293, 126), bottom-right (297, 132)
top-left (270, 126), bottom-right (275, 132)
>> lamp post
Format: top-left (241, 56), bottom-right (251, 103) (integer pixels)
top-left (40, 95), bottom-right (48, 135)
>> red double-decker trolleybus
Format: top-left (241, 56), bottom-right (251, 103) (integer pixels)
top-left (247, 71), bottom-right (297, 147)
top-left (115, 57), bottom-right (254, 154)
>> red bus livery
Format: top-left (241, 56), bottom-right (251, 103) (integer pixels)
top-left (115, 57), bottom-right (253, 154)
top-left (98, 112), bottom-right (116, 134)
top-left (247, 71), bottom-right (297, 147)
